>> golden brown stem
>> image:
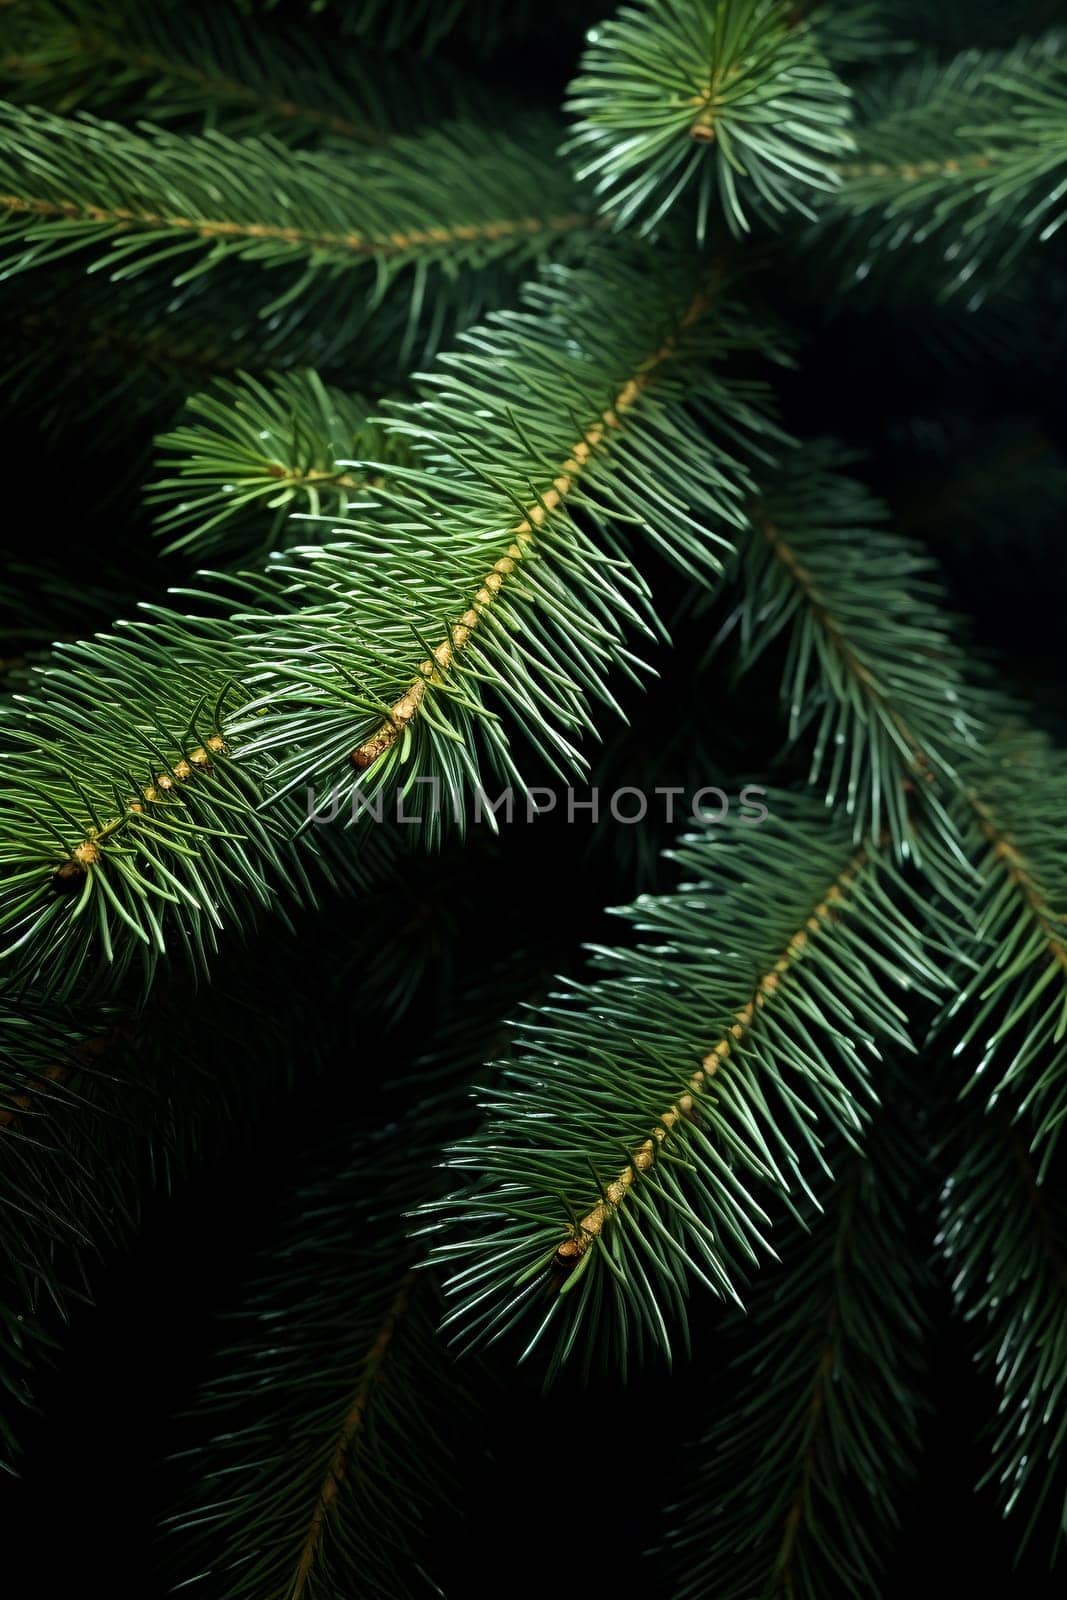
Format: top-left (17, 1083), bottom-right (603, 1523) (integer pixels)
top-left (754, 507), bottom-right (933, 778)
top-left (290, 1273), bottom-right (416, 1597)
top-left (261, 463), bottom-right (377, 491)
top-left (351, 275), bottom-right (723, 770)
top-left (0, 192), bottom-right (595, 258)
top-left (688, 65), bottom-right (740, 142)
top-left (52, 735), bottom-right (228, 887)
top-left (834, 154), bottom-right (996, 182)
top-left (970, 794), bottom-right (1067, 974)
top-left (555, 846), bottom-right (867, 1265)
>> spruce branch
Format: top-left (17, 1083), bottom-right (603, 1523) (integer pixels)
top-left (1, 0), bottom-right (488, 143)
top-left (214, 246), bottom-right (781, 803)
top-left (928, 726), bottom-right (1067, 1162)
top-left (938, 1105), bottom-right (1067, 1560)
top-left (565, 0), bottom-right (854, 239)
top-left (148, 369), bottom-right (409, 561)
top-left (426, 793), bottom-right (941, 1377)
top-left (717, 443), bottom-right (980, 850)
top-left (3, 0), bottom-right (1064, 1571)
top-left (820, 34), bottom-right (1067, 301)
top-left (0, 101), bottom-right (595, 314)
top-left (659, 1095), bottom-right (929, 1598)
top-left (0, 248), bottom-right (778, 1000)
top-left (157, 947), bottom-right (547, 1600)
top-left (164, 1126), bottom-right (474, 1600)
top-left (344, 256), bottom-right (755, 775)
top-left (553, 841), bottom-right (868, 1266)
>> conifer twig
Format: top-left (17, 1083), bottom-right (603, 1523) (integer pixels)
top-left (555, 843), bottom-right (866, 1265)
top-left (352, 273), bottom-right (724, 769)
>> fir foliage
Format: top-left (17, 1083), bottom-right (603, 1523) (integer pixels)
top-left (0, 100), bottom-right (593, 332)
top-left (165, 1126), bottom-right (471, 1599)
top-left (0, 246), bottom-right (778, 1002)
top-left (717, 442), bottom-right (980, 851)
top-left (824, 34), bottom-right (1067, 301)
top-left (659, 1098), bottom-right (929, 1598)
top-left (1, 0), bottom-right (1066, 1587)
top-left (161, 951), bottom-right (552, 1599)
top-left (939, 1107), bottom-right (1067, 1556)
top-left (238, 248), bottom-right (781, 814)
top-left (931, 726), bottom-right (1067, 1164)
top-left (148, 369), bottom-right (408, 561)
top-left (427, 794), bottom-right (940, 1377)
top-left (565, 0), bottom-right (854, 238)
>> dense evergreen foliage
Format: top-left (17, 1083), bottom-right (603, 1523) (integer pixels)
top-left (1, 1), bottom-right (1065, 1594)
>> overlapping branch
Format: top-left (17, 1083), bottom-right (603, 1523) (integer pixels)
top-left (427, 793), bottom-right (940, 1376)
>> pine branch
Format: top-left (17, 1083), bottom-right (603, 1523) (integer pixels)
top-left (716, 442), bottom-right (980, 850)
top-left (246, 246), bottom-right (781, 808)
top-left (0, 247), bottom-right (779, 1001)
top-left (148, 369), bottom-right (411, 561)
top-left (164, 1126), bottom-right (473, 1599)
top-left (659, 1093), bottom-right (929, 1598)
top-left (0, 101), bottom-right (595, 317)
top-left (337, 252), bottom-right (768, 777)
top-left (820, 34), bottom-right (1067, 302)
top-left (927, 725), bottom-right (1067, 1163)
top-left (938, 1105), bottom-right (1067, 1561)
top-left (0, 614), bottom-right (302, 1001)
top-left (425, 792), bottom-right (941, 1378)
top-left (565, 0), bottom-right (854, 239)
top-left (1, 0), bottom-right (491, 143)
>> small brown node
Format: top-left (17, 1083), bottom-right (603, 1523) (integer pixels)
top-left (553, 1237), bottom-right (584, 1273)
top-left (52, 859), bottom-right (86, 894)
top-left (52, 839), bottom-right (99, 892)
